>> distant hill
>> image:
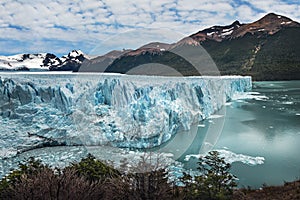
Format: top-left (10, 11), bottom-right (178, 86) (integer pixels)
top-left (100, 13), bottom-right (300, 80)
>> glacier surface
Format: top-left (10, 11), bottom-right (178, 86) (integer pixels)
top-left (0, 73), bottom-right (251, 157)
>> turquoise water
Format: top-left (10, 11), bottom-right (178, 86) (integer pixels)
top-left (1, 79), bottom-right (298, 189)
top-left (177, 81), bottom-right (300, 188)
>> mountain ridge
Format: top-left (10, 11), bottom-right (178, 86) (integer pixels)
top-left (1, 13), bottom-right (300, 80)
top-left (103, 13), bottom-right (300, 80)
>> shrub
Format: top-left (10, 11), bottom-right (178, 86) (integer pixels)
top-left (67, 153), bottom-right (120, 182)
top-left (181, 151), bottom-right (237, 200)
top-left (104, 168), bottom-right (172, 200)
top-left (1, 168), bottom-right (104, 199)
top-left (0, 157), bottom-right (48, 193)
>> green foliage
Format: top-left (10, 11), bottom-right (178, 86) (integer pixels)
top-left (67, 153), bottom-right (121, 182)
top-left (0, 157), bottom-right (48, 193)
top-left (0, 152), bottom-right (237, 199)
top-left (0, 166), bottom-right (104, 199)
top-left (202, 28), bottom-right (300, 80)
top-left (181, 151), bottom-right (237, 200)
top-left (106, 50), bottom-right (200, 76)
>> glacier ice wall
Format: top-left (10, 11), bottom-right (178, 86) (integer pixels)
top-left (0, 73), bottom-right (251, 155)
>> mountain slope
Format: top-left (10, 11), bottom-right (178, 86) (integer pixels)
top-left (103, 13), bottom-right (300, 80)
top-left (198, 13), bottom-right (300, 80)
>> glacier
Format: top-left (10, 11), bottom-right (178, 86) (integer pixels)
top-left (0, 73), bottom-right (251, 158)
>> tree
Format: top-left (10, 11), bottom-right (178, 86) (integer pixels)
top-left (0, 157), bottom-right (48, 193)
top-left (67, 153), bottom-right (120, 182)
top-left (181, 151), bottom-right (237, 200)
top-left (106, 153), bottom-right (173, 200)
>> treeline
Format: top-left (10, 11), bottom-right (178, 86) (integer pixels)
top-left (203, 27), bottom-right (300, 81)
top-left (0, 151), bottom-right (237, 200)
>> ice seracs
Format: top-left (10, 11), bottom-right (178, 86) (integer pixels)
top-left (0, 73), bottom-right (251, 155)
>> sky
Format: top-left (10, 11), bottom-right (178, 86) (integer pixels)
top-left (0, 0), bottom-right (299, 56)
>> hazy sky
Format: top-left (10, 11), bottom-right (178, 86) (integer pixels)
top-left (0, 0), bottom-right (299, 56)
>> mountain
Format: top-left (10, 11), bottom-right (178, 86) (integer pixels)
top-left (0, 50), bottom-right (88, 72)
top-left (2, 13), bottom-right (299, 80)
top-left (100, 13), bottom-right (300, 80)
top-left (197, 13), bottom-right (300, 80)
top-left (79, 49), bottom-right (131, 72)
top-left (190, 13), bottom-right (300, 42)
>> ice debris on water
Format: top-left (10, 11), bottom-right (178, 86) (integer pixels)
top-left (184, 149), bottom-right (265, 166)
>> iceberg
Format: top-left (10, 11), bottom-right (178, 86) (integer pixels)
top-left (0, 73), bottom-right (251, 155)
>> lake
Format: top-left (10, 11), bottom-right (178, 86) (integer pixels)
top-left (176, 81), bottom-right (300, 188)
top-left (0, 77), bottom-right (299, 189)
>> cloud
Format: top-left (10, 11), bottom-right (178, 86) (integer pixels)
top-left (0, 0), bottom-right (299, 55)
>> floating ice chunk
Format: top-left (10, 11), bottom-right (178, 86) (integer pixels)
top-left (282, 101), bottom-right (293, 105)
top-left (225, 102), bottom-right (232, 106)
top-left (232, 92), bottom-right (269, 101)
top-left (207, 114), bottom-right (224, 119)
top-left (184, 154), bottom-right (201, 161)
top-left (216, 150), bottom-right (265, 166)
top-left (184, 149), bottom-right (265, 166)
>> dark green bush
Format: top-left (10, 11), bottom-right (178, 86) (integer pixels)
top-left (181, 151), bottom-right (237, 200)
top-left (67, 153), bottom-right (120, 182)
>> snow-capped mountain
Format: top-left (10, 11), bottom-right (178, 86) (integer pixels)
top-left (189, 20), bottom-right (242, 42)
top-left (102, 13), bottom-right (300, 80)
top-left (1, 13), bottom-right (299, 80)
top-left (189, 13), bottom-right (300, 42)
top-left (0, 50), bottom-right (88, 72)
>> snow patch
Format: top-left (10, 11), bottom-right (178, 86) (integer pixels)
top-left (281, 21), bottom-right (292, 25)
top-left (221, 30), bottom-right (233, 36)
top-left (207, 32), bottom-right (216, 36)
